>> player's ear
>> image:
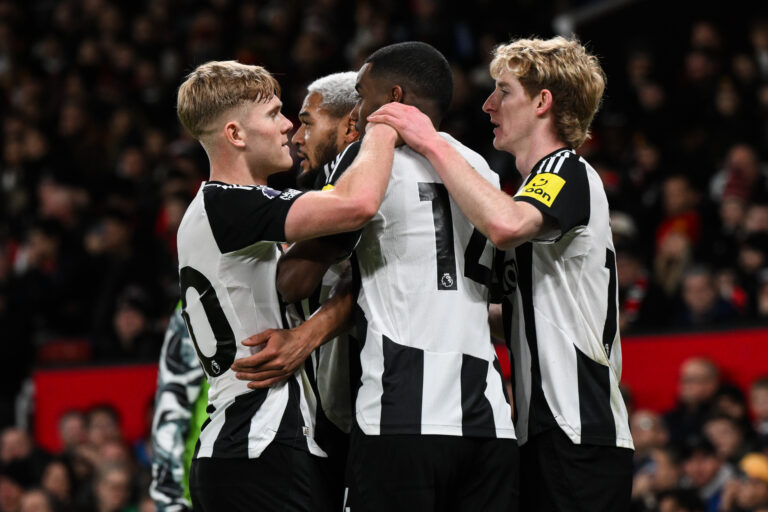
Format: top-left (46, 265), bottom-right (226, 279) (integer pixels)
top-left (344, 115), bottom-right (360, 143)
top-left (536, 89), bottom-right (554, 116)
top-left (225, 121), bottom-right (246, 148)
top-left (391, 85), bottom-right (404, 103)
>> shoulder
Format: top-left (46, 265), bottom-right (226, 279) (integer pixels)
top-left (326, 141), bottom-right (362, 185)
top-left (439, 132), bottom-right (498, 185)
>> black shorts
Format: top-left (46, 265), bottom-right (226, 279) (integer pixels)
top-left (519, 427), bottom-right (633, 512)
top-left (347, 427), bottom-right (519, 512)
top-left (189, 443), bottom-right (332, 512)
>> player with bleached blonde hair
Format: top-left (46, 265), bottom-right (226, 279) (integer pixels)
top-left (176, 60), bottom-right (397, 511)
top-left (369, 36), bottom-right (634, 512)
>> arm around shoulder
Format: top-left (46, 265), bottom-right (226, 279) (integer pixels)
top-left (283, 124), bottom-right (397, 242)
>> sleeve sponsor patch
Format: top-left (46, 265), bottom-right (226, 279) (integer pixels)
top-left (516, 172), bottom-right (566, 208)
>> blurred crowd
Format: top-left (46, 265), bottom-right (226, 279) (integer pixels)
top-left (1, 0), bottom-right (768, 507)
top-left (0, 357), bottom-right (764, 512)
top-left (0, 404), bottom-right (154, 512)
top-left (628, 358), bottom-right (768, 512)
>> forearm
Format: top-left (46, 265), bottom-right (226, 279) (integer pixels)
top-left (331, 123), bottom-right (397, 213)
top-left (284, 125), bottom-right (397, 241)
top-left (422, 138), bottom-right (536, 250)
top-left (298, 265), bottom-right (356, 347)
top-left (276, 239), bottom-right (345, 302)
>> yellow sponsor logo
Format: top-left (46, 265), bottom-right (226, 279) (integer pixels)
top-left (517, 172), bottom-right (565, 207)
top-left (321, 184), bottom-right (335, 191)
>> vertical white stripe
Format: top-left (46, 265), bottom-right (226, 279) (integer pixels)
top-left (551, 155), bottom-right (565, 174)
top-left (247, 386), bottom-right (285, 458)
top-left (355, 333), bottom-right (385, 435)
top-left (543, 156), bottom-right (556, 173)
top-left (196, 398), bottom-right (232, 458)
top-left (421, 352), bottom-right (462, 435)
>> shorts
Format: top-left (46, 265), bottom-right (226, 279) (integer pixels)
top-left (189, 442), bottom-right (331, 512)
top-left (519, 427), bottom-right (633, 512)
top-left (346, 426), bottom-right (519, 512)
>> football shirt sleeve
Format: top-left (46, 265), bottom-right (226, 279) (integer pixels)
top-left (203, 183), bottom-right (305, 253)
top-left (513, 158), bottom-right (590, 237)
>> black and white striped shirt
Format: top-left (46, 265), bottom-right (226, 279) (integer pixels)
top-left (338, 135), bottom-right (516, 439)
top-left (501, 148), bottom-right (633, 449)
top-left (177, 181), bottom-right (326, 460)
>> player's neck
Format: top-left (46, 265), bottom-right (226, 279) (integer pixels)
top-left (514, 131), bottom-right (566, 180)
top-left (209, 154), bottom-right (266, 186)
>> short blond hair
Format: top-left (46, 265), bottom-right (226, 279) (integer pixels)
top-left (177, 61), bottom-right (280, 139)
top-left (490, 36), bottom-right (605, 149)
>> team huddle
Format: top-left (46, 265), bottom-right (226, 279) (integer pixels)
top-left (169, 38), bottom-right (634, 512)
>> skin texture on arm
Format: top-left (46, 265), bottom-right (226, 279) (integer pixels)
top-left (367, 103), bottom-right (546, 250)
top-left (231, 264), bottom-right (357, 388)
top-left (283, 123), bottom-right (397, 242)
top-left (276, 239), bottom-right (349, 303)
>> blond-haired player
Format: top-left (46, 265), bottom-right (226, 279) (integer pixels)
top-left (370, 36), bottom-right (634, 512)
top-left (175, 60), bottom-right (396, 512)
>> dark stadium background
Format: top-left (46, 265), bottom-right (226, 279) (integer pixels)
top-left (1, 0), bottom-right (768, 510)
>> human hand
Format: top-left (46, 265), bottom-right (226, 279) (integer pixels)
top-left (365, 120), bottom-right (402, 147)
top-left (366, 103), bottom-right (440, 155)
top-left (231, 328), bottom-right (315, 389)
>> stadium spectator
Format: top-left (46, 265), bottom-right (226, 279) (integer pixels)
top-left (677, 265), bottom-right (739, 327)
top-left (18, 489), bottom-right (54, 512)
top-left (720, 453), bottom-right (768, 512)
top-left (703, 414), bottom-right (751, 467)
top-left (39, 459), bottom-right (73, 509)
top-left (681, 435), bottom-right (736, 512)
top-left (665, 357), bottom-right (721, 447)
top-left (91, 463), bottom-right (134, 512)
top-left (656, 488), bottom-right (706, 512)
top-left (631, 410), bottom-right (670, 472)
top-left (632, 447), bottom-right (685, 511)
top-left (57, 411), bottom-right (86, 456)
top-left (0, 458), bottom-right (36, 512)
top-left (750, 377), bottom-right (768, 449)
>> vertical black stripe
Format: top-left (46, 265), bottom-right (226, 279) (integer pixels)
top-left (515, 243), bottom-right (557, 437)
top-left (211, 389), bottom-right (268, 458)
top-left (274, 378), bottom-right (309, 451)
top-left (418, 183), bottom-right (457, 290)
top-left (461, 354), bottom-right (496, 437)
top-left (575, 347), bottom-right (616, 444)
top-left (380, 335), bottom-right (423, 434)
top-left (501, 300), bottom-right (517, 424)
top-left (349, 253), bottom-right (366, 411)
top-left (602, 248), bottom-right (618, 358)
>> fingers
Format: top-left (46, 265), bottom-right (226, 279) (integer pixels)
top-left (234, 368), bottom-right (286, 381)
top-left (247, 375), bottom-right (292, 389)
top-left (242, 329), bottom-right (275, 347)
top-left (230, 351), bottom-right (274, 372)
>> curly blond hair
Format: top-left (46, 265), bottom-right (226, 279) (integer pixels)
top-left (176, 61), bottom-right (280, 139)
top-left (490, 36), bottom-right (605, 149)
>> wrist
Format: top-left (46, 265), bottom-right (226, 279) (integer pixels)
top-left (367, 123), bottom-right (398, 143)
top-left (422, 135), bottom-right (450, 165)
top-left (299, 315), bottom-right (330, 352)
